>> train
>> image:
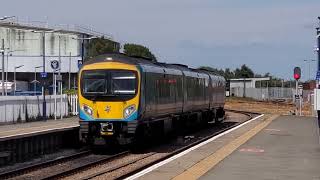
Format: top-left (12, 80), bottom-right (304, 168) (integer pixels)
top-left (78, 53), bottom-right (226, 146)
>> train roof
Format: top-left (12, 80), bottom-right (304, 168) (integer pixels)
top-left (84, 53), bottom-right (155, 66)
top-left (84, 53), bottom-right (225, 80)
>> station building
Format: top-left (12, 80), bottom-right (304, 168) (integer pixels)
top-left (0, 21), bottom-right (120, 94)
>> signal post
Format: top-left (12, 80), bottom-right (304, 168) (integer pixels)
top-left (316, 17), bottom-right (320, 137)
top-left (293, 67), bottom-right (301, 115)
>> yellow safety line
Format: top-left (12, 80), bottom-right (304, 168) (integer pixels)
top-left (172, 114), bottom-right (279, 180)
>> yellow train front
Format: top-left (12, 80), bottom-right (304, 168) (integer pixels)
top-left (78, 55), bottom-right (141, 146)
top-left (78, 54), bottom-right (226, 146)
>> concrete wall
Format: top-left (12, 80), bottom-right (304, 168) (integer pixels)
top-left (0, 26), bottom-right (83, 73)
top-left (0, 95), bottom-right (69, 123)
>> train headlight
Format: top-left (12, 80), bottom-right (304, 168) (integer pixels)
top-left (123, 105), bottom-right (136, 119)
top-left (83, 104), bottom-right (93, 116)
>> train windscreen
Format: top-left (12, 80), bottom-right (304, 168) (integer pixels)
top-left (81, 70), bottom-right (137, 101)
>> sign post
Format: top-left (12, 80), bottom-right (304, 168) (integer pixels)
top-left (316, 17), bottom-right (320, 141)
top-left (51, 60), bottom-right (60, 120)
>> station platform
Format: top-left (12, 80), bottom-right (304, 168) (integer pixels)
top-left (0, 117), bottom-right (79, 166)
top-left (0, 117), bottom-right (79, 141)
top-left (135, 115), bottom-right (320, 180)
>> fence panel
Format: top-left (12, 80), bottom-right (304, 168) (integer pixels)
top-left (68, 94), bottom-right (78, 116)
top-left (231, 87), bottom-right (296, 101)
top-left (0, 95), bottom-right (69, 124)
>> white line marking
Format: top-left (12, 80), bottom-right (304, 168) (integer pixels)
top-left (0, 125), bottom-right (79, 140)
top-left (124, 114), bottom-right (265, 180)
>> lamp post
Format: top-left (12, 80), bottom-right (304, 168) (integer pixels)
top-left (14, 65), bottom-right (24, 95)
top-left (1, 39), bottom-right (4, 96)
top-left (34, 66), bottom-right (43, 95)
top-left (5, 49), bottom-right (25, 96)
top-left (304, 59), bottom-right (316, 81)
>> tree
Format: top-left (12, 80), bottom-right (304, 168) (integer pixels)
top-left (86, 37), bottom-right (120, 59)
top-left (224, 68), bottom-right (235, 79)
top-left (198, 66), bottom-right (224, 76)
top-left (234, 64), bottom-right (254, 78)
top-left (123, 43), bottom-right (157, 61)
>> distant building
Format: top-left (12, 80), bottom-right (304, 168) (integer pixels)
top-left (0, 21), bottom-right (120, 94)
top-left (229, 77), bottom-right (271, 89)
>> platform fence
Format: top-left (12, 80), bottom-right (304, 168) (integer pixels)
top-left (68, 94), bottom-right (78, 116)
top-left (230, 87), bottom-right (313, 102)
top-left (0, 95), bottom-right (69, 124)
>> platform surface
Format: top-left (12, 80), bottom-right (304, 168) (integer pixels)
top-left (137, 115), bottom-right (320, 180)
top-left (200, 115), bottom-right (320, 180)
top-left (0, 117), bottom-right (79, 140)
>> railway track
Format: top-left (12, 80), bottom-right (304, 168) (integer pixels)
top-left (0, 110), bottom-right (256, 180)
top-left (0, 150), bottom-right (129, 180)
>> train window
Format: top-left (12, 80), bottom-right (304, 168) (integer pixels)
top-left (84, 79), bottom-right (106, 94)
top-left (82, 71), bottom-right (106, 94)
top-left (111, 71), bottom-right (136, 95)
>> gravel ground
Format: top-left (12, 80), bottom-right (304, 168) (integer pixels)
top-left (10, 153), bottom-right (117, 180)
top-left (0, 148), bottom-right (84, 174)
top-left (63, 152), bottom-right (160, 180)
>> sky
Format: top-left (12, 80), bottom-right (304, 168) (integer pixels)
top-left (1, 0), bottom-right (320, 80)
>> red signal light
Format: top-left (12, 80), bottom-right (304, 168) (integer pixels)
top-left (293, 67), bottom-right (301, 80)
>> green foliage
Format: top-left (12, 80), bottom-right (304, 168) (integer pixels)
top-left (199, 64), bottom-right (254, 80)
top-left (63, 89), bottom-right (77, 95)
top-left (86, 37), bottom-right (119, 59)
top-left (199, 64), bottom-right (296, 88)
top-left (199, 66), bottom-right (225, 77)
top-left (123, 43), bottom-right (157, 61)
top-left (234, 64), bottom-right (254, 78)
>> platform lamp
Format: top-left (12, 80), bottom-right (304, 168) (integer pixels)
top-left (13, 65), bottom-right (24, 95)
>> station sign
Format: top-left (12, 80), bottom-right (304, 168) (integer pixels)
top-left (51, 60), bottom-right (60, 71)
top-left (40, 72), bottom-right (48, 78)
top-left (78, 59), bottom-right (83, 68)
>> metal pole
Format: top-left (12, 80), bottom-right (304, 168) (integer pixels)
top-left (281, 79), bottom-right (284, 98)
top-left (316, 17), bottom-right (320, 133)
top-left (73, 75), bottom-right (76, 91)
top-left (34, 67), bottom-right (37, 96)
top-left (54, 74), bottom-right (57, 120)
top-left (5, 53), bottom-right (8, 96)
top-left (13, 67), bottom-right (16, 95)
top-left (296, 80), bottom-right (299, 115)
top-left (42, 32), bottom-right (47, 120)
top-left (1, 39), bottom-right (5, 96)
top-left (309, 61), bottom-right (311, 81)
top-left (58, 36), bottom-right (63, 119)
top-left (60, 79), bottom-right (63, 119)
top-left (69, 52), bottom-right (71, 90)
top-left (81, 36), bottom-right (85, 61)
